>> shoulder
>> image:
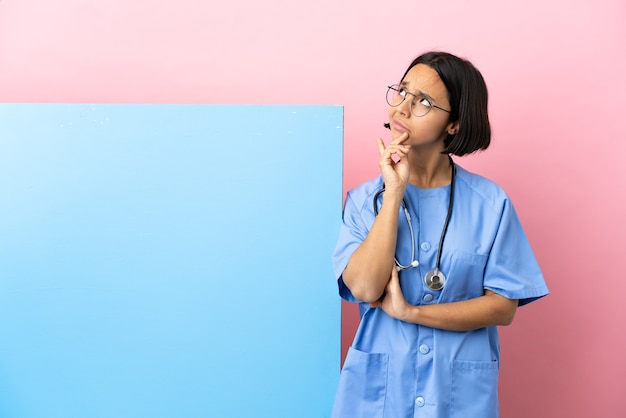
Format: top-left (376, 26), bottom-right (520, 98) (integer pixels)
top-left (344, 176), bottom-right (384, 212)
top-left (455, 164), bottom-right (510, 213)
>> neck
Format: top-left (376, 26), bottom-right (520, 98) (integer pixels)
top-left (408, 153), bottom-right (453, 188)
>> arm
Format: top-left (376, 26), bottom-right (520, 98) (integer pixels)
top-left (342, 134), bottom-right (411, 303)
top-left (342, 189), bottom-right (401, 302)
top-left (371, 267), bottom-right (518, 331)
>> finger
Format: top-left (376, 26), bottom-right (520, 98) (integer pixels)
top-left (385, 143), bottom-right (411, 154)
top-left (377, 138), bottom-right (386, 156)
top-left (388, 267), bottom-right (401, 290)
top-left (390, 132), bottom-right (409, 145)
top-left (383, 147), bottom-right (410, 164)
top-left (391, 147), bottom-right (411, 159)
top-left (391, 265), bottom-right (399, 278)
top-left (383, 146), bottom-right (410, 161)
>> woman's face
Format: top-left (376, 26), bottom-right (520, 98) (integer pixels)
top-left (387, 64), bottom-right (457, 150)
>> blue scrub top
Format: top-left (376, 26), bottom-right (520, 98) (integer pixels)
top-left (331, 164), bottom-right (549, 418)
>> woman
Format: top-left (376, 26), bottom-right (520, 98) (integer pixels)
top-left (331, 51), bottom-right (549, 418)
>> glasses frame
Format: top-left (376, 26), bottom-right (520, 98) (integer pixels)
top-left (386, 84), bottom-right (451, 117)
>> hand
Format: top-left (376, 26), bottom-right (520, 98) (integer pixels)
top-left (370, 267), bottom-right (411, 321)
top-left (377, 132), bottom-right (411, 194)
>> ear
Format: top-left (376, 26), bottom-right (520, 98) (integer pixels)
top-left (447, 121), bottom-right (459, 135)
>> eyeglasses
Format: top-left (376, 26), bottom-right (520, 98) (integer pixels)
top-left (386, 84), bottom-right (451, 117)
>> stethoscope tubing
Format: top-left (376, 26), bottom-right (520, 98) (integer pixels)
top-left (434, 161), bottom-right (456, 275)
top-left (372, 188), bottom-right (417, 271)
top-left (372, 158), bottom-right (456, 287)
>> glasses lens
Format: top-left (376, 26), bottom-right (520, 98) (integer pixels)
top-left (411, 96), bottom-right (432, 117)
top-left (386, 85), bottom-right (402, 107)
top-left (386, 85), bottom-right (432, 117)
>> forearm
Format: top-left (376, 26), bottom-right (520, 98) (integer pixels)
top-left (342, 191), bottom-right (403, 303)
top-left (401, 291), bottom-right (518, 331)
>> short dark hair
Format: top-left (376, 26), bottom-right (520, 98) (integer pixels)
top-left (399, 51), bottom-right (491, 156)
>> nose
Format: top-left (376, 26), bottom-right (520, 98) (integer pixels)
top-left (396, 96), bottom-right (412, 117)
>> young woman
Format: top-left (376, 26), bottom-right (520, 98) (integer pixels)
top-left (331, 51), bottom-right (549, 418)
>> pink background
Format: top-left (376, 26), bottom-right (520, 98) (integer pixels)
top-left (1, 1), bottom-right (625, 417)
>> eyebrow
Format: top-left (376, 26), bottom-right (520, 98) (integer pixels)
top-left (400, 81), bottom-right (436, 102)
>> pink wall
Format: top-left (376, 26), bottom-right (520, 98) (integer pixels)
top-left (1, 1), bottom-right (625, 417)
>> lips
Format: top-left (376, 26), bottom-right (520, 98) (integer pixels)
top-left (392, 119), bottom-right (409, 133)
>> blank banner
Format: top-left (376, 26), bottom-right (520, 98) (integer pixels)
top-left (0, 104), bottom-right (342, 418)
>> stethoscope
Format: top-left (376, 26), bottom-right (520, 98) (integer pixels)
top-left (373, 158), bottom-right (456, 291)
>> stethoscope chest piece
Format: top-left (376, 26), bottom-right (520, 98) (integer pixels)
top-left (424, 269), bottom-right (446, 291)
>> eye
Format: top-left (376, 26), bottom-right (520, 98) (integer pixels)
top-left (416, 96), bottom-right (432, 108)
top-left (398, 87), bottom-right (409, 97)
